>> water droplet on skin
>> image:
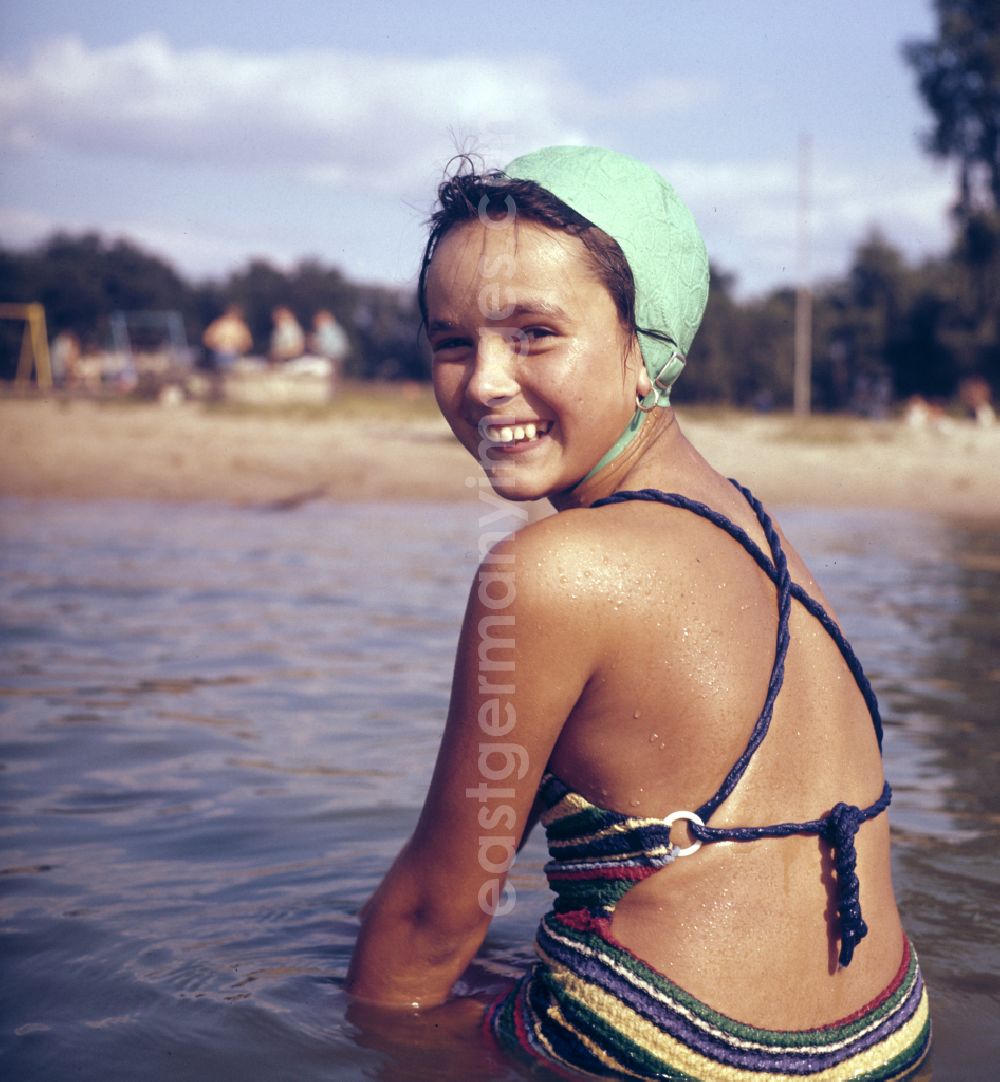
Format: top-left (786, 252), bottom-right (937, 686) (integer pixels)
top-left (633, 710), bottom-right (641, 719)
top-left (629, 799), bottom-right (641, 808)
top-left (648, 731), bottom-right (658, 742)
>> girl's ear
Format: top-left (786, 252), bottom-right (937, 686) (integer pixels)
top-left (634, 343), bottom-right (652, 397)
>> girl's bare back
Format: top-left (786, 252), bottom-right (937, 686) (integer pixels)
top-left (536, 459), bottom-right (903, 1027)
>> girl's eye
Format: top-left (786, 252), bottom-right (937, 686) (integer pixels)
top-left (524, 327), bottom-right (555, 341)
top-left (432, 337), bottom-right (472, 353)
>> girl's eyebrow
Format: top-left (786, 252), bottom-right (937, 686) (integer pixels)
top-left (505, 301), bottom-right (570, 321)
top-left (429, 301), bottom-right (570, 334)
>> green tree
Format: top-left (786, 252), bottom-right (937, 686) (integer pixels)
top-left (740, 290), bottom-right (796, 408)
top-left (225, 258), bottom-right (292, 347)
top-left (684, 263), bottom-right (740, 403)
top-left (1, 232), bottom-right (191, 347)
top-left (689, 270), bottom-right (797, 408)
top-left (904, 0), bottom-right (1000, 393)
top-left (354, 285), bottom-right (429, 382)
top-left (102, 237), bottom-right (189, 315)
top-left (843, 232), bottom-right (907, 390)
top-left (903, 0), bottom-right (1000, 215)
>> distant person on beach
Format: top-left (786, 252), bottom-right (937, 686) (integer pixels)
top-left (202, 305), bottom-right (252, 372)
top-left (269, 306), bottom-right (305, 365)
top-left (959, 376), bottom-right (996, 427)
top-left (50, 329), bottom-right (81, 387)
top-left (310, 309), bottom-right (349, 393)
top-left (347, 147), bottom-right (930, 1079)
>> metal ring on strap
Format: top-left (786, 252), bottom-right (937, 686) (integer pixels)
top-left (636, 351), bottom-right (687, 412)
top-left (663, 810), bottom-right (704, 857)
top-left (652, 350), bottom-right (686, 388)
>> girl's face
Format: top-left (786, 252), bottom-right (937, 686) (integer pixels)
top-left (425, 218), bottom-right (643, 502)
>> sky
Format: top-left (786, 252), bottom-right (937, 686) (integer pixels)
top-left (0, 0), bottom-right (954, 298)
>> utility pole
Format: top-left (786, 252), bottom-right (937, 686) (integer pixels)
top-left (793, 134), bottom-right (812, 417)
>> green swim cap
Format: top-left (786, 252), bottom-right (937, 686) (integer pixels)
top-left (504, 146), bottom-right (709, 477)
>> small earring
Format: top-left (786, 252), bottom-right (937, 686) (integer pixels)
top-left (635, 390), bottom-right (657, 413)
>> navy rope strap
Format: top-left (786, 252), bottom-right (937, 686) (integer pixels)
top-left (595, 484), bottom-right (884, 749)
top-left (591, 481), bottom-right (891, 967)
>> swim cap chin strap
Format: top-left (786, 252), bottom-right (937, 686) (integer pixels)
top-left (583, 350), bottom-right (686, 478)
top-left (504, 146), bottom-right (709, 483)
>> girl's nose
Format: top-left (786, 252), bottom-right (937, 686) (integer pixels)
top-left (465, 330), bottom-right (520, 406)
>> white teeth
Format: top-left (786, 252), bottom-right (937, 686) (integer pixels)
top-left (485, 421), bottom-right (549, 443)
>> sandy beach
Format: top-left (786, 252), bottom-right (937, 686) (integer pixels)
top-left (2, 389), bottom-right (999, 519)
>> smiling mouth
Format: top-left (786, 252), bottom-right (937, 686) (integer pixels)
top-left (481, 420), bottom-right (553, 445)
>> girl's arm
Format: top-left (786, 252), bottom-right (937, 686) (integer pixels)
top-left (346, 522), bottom-right (599, 1008)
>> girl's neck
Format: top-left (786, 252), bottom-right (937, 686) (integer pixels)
top-left (551, 408), bottom-right (691, 511)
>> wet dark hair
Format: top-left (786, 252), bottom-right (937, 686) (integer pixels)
top-left (417, 159), bottom-right (639, 334)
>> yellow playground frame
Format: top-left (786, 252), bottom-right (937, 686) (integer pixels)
top-left (0, 302), bottom-right (52, 390)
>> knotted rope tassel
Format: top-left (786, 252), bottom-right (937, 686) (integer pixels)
top-left (823, 803), bottom-right (868, 967)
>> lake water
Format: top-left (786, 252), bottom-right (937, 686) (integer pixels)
top-left (1, 496), bottom-right (998, 1080)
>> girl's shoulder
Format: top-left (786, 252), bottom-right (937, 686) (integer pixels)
top-left (506, 497), bottom-right (721, 557)
top-left (486, 500), bottom-right (711, 612)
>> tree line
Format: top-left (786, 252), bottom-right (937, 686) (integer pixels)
top-left (2, 215), bottom-right (994, 410)
top-left (0, 235), bottom-right (428, 385)
top-left (693, 221), bottom-right (998, 409)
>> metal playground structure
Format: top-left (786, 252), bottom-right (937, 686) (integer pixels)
top-left (0, 302), bottom-right (52, 390)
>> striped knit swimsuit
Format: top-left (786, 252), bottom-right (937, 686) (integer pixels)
top-left (485, 484), bottom-right (931, 1081)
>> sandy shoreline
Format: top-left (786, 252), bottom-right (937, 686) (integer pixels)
top-left (2, 394), bottom-right (999, 520)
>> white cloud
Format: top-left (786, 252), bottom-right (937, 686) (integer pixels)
top-left (0, 207), bottom-right (60, 246)
top-left (0, 204), bottom-right (244, 274)
top-left (0, 33), bottom-right (952, 293)
top-left (658, 155), bottom-right (953, 292)
top-left (0, 34), bottom-right (713, 195)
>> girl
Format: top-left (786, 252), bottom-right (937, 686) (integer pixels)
top-left (347, 146), bottom-right (930, 1080)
